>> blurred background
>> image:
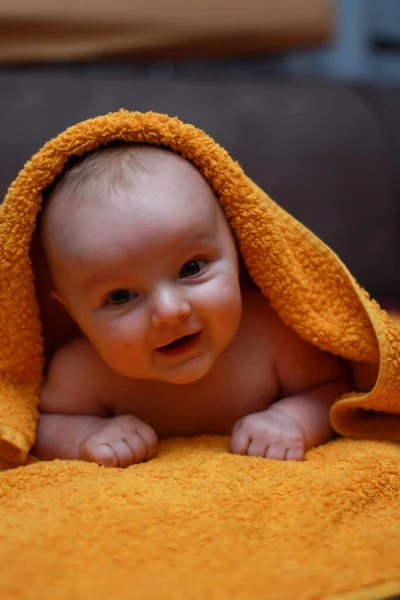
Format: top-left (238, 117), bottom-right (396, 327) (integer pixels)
top-left (0, 0), bottom-right (399, 302)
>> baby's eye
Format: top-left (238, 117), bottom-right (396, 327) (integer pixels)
top-left (108, 289), bottom-right (137, 306)
top-left (180, 259), bottom-right (206, 279)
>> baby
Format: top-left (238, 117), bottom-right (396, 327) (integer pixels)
top-left (34, 143), bottom-right (351, 468)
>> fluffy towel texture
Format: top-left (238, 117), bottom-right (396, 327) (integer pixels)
top-left (0, 110), bottom-right (399, 599)
top-left (0, 438), bottom-right (400, 600)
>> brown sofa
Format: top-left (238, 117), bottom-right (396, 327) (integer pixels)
top-left (1, 66), bottom-right (399, 301)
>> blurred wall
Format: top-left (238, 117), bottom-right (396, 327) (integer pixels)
top-left (279, 0), bottom-right (400, 83)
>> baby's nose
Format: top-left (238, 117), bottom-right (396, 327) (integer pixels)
top-left (150, 286), bottom-right (191, 327)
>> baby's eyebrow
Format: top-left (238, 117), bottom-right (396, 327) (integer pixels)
top-left (174, 229), bottom-right (216, 246)
top-left (81, 270), bottom-right (124, 294)
top-left (79, 226), bottom-right (218, 294)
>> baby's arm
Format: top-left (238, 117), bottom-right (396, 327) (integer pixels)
top-left (230, 313), bottom-right (351, 460)
top-left (33, 337), bottom-right (158, 467)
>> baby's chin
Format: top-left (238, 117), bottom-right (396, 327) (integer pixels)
top-left (155, 362), bottom-right (213, 385)
top-left (151, 335), bottom-right (236, 385)
top-left (158, 371), bottom-right (208, 386)
top-left (105, 360), bottom-right (211, 385)
top-left (153, 352), bottom-right (218, 386)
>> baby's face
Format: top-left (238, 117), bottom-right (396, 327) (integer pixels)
top-left (44, 153), bottom-right (242, 384)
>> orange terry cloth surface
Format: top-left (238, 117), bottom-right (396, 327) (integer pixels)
top-left (0, 110), bottom-right (399, 599)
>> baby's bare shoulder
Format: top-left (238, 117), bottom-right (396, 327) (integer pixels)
top-left (41, 337), bottom-right (124, 415)
top-left (47, 336), bottom-right (105, 382)
top-left (241, 287), bottom-right (348, 395)
top-left (270, 310), bottom-right (348, 396)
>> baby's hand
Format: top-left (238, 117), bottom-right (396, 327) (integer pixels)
top-left (79, 415), bottom-right (158, 468)
top-left (230, 408), bottom-right (305, 461)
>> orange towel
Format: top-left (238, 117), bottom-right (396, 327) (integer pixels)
top-left (0, 110), bottom-right (399, 599)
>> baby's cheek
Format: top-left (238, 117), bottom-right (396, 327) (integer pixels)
top-left (203, 280), bottom-right (242, 343)
top-left (88, 321), bottom-right (146, 376)
top-left (218, 279), bottom-right (242, 319)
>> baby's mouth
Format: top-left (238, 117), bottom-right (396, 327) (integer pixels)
top-left (157, 332), bottom-right (200, 355)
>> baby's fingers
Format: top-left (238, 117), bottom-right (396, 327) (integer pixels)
top-left (111, 439), bottom-right (137, 468)
top-left (247, 437), bottom-right (269, 457)
top-left (84, 437), bottom-right (145, 468)
top-left (135, 425), bottom-right (158, 461)
top-left (285, 446), bottom-right (305, 461)
top-left (229, 426), bottom-right (250, 455)
top-left (265, 444), bottom-right (287, 461)
top-left (82, 443), bottom-right (118, 468)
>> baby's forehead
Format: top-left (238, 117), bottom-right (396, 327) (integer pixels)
top-left (46, 143), bottom-right (215, 207)
top-left (45, 143), bottom-right (181, 200)
top-left (40, 144), bottom-right (224, 257)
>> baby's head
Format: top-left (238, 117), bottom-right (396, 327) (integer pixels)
top-left (40, 143), bottom-right (242, 384)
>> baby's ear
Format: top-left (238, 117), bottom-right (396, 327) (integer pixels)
top-left (50, 290), bottom-right (66, 307)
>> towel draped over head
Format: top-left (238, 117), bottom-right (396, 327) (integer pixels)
top-left (0, 109), bottom-right (400, 464)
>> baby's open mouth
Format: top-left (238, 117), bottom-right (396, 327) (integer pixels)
top-left (157, 332), bottom-right (200, 354)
